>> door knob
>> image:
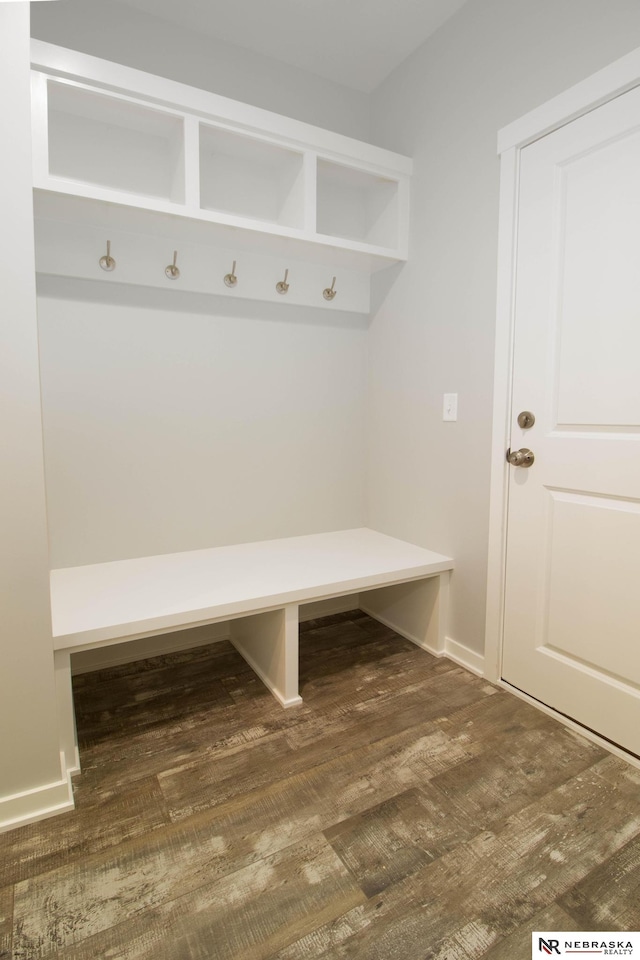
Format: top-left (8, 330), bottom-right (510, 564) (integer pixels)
top-left (506, 447), bottom-right (535, 468)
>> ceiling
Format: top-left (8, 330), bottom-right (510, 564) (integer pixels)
top-left (119, 0), bottom-right (470, 92)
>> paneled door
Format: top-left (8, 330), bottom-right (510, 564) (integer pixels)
top-left (502, 83), bottom-right (640, 755)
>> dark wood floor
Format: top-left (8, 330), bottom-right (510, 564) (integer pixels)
top-left (2, 610), bottom-right (640, 960)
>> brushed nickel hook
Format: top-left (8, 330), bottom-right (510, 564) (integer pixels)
top-left (224, 260), bottom-right (238, 288)
top-left (276, 268), bottom-right (290, 295)
top-left (99, 240), bottom-right (116, 272)
top-left (323, 276), bottom-right (337, 301)
top-left (165, 250), bottom-right (180, 280)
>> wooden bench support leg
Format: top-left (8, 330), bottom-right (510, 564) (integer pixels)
top-left (230, 605), bottom-right (302, 708)
top-left (360, 572), bottom-right (450, 656)
top-left (54, 649), bottom-right (81, 777)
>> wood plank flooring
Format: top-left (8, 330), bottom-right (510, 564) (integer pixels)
top-left (2, 610), bottom-right (640, 959)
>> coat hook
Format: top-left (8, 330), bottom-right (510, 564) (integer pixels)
top-left (323, 276), bottom-right (337, 301)
top-left (276, 268), bottom-right (290, 295)
top-left (165, 250), bottom-right (180, 280)
top-left (99, 240), bottom-right (116, 272)
top-left (224, 260), bottom-right (238, 288)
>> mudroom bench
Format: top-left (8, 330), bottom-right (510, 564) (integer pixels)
top-left (51, 528), bottom-right (454, 775)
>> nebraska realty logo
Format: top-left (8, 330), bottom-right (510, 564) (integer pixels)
top-left (533, 933), bottom-right (640, 958)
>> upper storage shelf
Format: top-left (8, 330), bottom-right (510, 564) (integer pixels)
top-left (199, 125), bottom-right (305, 228)
top-left (46, 80), bottom-right (185, 204)
top-left (31, 42), bottom-right (411, 271)
top-left (317, 159), bottom-right (399, 249)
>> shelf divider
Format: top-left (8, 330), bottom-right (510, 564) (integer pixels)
top-left (183, 115), bottom-right (200, 212)
top-left (303, 151), bottom-right (317, 235)
top-left (30, 71), bottom-right (50, 184)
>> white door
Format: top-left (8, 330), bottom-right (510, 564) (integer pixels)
top-left (502, 82), bottom-right (640, 756)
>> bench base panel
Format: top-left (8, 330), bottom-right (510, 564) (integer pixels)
top-left (230, 605), bottom-right (303, 708)
top-left (360, 573), bottom-right (449, 656)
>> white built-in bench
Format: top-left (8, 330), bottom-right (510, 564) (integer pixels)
top-left (51, 528), bottom-right (453, 776)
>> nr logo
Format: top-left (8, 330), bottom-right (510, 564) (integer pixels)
top-left (539, 940), bottom-right (561, 955)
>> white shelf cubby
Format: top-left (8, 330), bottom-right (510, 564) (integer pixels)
top-left (316, 159), bottom-right (401, 251)
top-left (199, 125), bottom-right (305, 229)
top-left (45, 78), bottom-right (185, 204)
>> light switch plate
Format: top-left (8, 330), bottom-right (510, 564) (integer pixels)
top-left (443, 393), bottom-right (458, 421)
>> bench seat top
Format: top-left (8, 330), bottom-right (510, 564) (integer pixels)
top-left (50, 527), bottom-right (454, 650)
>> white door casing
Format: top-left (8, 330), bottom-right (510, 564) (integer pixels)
top-left (487, 45), bottom-right (640, 760)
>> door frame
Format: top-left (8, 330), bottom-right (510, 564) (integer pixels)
top-left (485, 45), bottom-right (640, 694)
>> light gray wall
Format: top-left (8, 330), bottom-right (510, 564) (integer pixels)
top-left (32, 0), bottom-right (640, 653)
top-left (31, 0), bottom-right (371, 570)
top-left (38, 288), bottom-right (367, 567)
top-left (30, 0), bottom-right (371, 141)
top-left (368, 0), bottom-right (640, 656)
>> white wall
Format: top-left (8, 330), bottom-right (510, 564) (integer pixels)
top-left (368, 0), bottom-right (640, 656)
top-left (31, 0), bottom-right (371, 572)
top-left (32, 0), bottom-right (640, 658)
top-left (0, 4), bottom-right (70, 830)
top-left (38, 286), bottom-right (367, 567)
top-left (30, 0), bottom-right (371, 141)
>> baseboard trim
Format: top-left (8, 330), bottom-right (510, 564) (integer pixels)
top-left (68, 746), bottom-right (81, 778)
top-left (443, 637), bottom-right (485, 677)
top-left (359, 602), bottom-right (441, 655)
top-left (0, 752), bottom-right (74, 834)
top-left (360, 605), bottom-right (485, 677)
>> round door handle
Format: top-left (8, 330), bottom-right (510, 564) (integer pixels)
top-left (506, 447), bottom-right (535, 468)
